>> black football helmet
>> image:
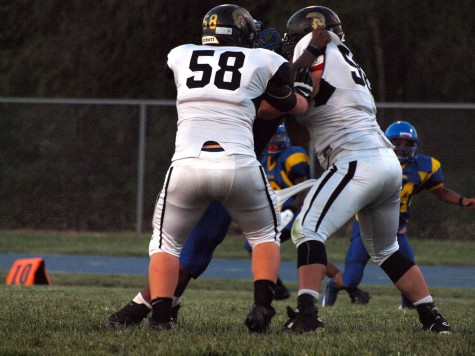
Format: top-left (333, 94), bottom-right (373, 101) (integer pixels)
top-left (282, 6), bottom-right (345, 60)
top-left (202, 4), bottom-right (259, 48)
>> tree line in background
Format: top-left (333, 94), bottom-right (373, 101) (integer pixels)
top-left (1, 0), bottom-right (474, 102)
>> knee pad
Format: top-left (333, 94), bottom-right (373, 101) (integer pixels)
top-left (297, 240), bottom-right (327, 268)
top-left (380, 250), bottom-right (415, 283)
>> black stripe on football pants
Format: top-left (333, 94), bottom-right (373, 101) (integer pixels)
top-left (314, 161), bottom-right (357, 233)
top-left (158, 166), bottom-right (174, 249)
top-left (307, 161), bottom-right (356, 232)
top-left (302, 165), bottom-right (338, 225)
top-left (258, 165), bottom-right (279, 237)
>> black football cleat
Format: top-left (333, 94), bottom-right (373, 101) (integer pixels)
top-left (347, 287), bottom-right (371, 305)
top-left (107, 301), bottom-right (150, 327)
top-left (244, 304), bottom-right (276, 333)
top-left (417, 302), bottom-right (452, 334)
top-left (108, 301), bottom-right (181, 327)
top-left (283, 294), bottom-right (324, 333)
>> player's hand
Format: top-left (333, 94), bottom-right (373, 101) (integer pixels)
top-left (461, 197), bottom-right (475, 209)
top-left (309, 25), bottom-right (330, 51)
top-left (293, 67), bottom-right (313, 102)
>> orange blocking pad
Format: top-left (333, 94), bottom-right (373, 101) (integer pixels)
top-left (5, 258), bottom-right (52, 286)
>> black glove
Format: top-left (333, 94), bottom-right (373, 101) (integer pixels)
top-left (293, 67), bottom-right (313, 102)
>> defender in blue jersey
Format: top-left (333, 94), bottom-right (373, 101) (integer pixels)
top-left (322, 121), bottom-right (475, 308)
top-left (244, 125), bottom-right (310, 299)
top-left (255, 125), bottom-right (310, 242)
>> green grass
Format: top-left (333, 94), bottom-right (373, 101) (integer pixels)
top-left (0, 229), bottom-right (474, 354)
top-left (0, 275), bottom-right (473, 355)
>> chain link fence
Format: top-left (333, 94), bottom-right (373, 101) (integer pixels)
top-left (1, 98), bottom-right (474, 240)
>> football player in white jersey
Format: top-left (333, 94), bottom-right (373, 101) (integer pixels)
top-left (269, 6), bottom-right (451, 334)
top-left (147, 4), bottom-right (329, 333)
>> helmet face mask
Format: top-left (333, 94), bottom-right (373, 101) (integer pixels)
top-left (385, 121), bottom-right (419, 163)
top-left (202, 5), bottom-right (258, 48)
top-left (282, 6), bottom-right (345, 60)
top-left (253, 25), bottom-right (283, 53)
top-left (267, 125), bottom-right (290, 157)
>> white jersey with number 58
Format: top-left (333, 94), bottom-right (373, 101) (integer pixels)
top-left (167, 44), bottom-right (287, 161)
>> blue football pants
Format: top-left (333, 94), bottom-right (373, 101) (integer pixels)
top-left (179, 202), bottom-right (232, 279)
top-left (343, 220), bottom-right (415, 306)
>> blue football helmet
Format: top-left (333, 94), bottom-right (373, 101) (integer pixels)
top-left (267, 125), bottom-right (290, 156)
top-left (253, 23), bottom-right (283, 54)
top-left (385, 121), bottom-right (419, 163)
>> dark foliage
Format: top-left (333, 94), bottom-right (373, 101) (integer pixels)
top-left (0, 0), bottom-right (473, 101)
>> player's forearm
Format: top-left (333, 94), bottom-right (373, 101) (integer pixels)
top-left (258, 94), bottom-right (309, 120)
top-left (289, 94), bottom-right (309, 115)
top-left (288, 26), bottom-right (330, 76)
top-left (432, 187), bottom-right (474, 208)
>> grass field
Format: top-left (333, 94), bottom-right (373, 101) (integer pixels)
top-left (1, 230), bottom-right (474, 354)
top-left (0, 276), bottom-right (474, 355)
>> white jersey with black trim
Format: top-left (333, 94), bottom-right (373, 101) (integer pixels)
top-left (167, 44), bottom-right (287, 161)
top-left (293, 32), bottom-right (392, 168)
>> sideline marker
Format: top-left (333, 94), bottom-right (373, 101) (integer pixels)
top-left (5, 258), bottom-right (52, 286)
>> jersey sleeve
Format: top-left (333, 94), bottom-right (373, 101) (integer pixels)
top-left (283, 147), bottom-right (310, 183)
top-left (424, 157), bottom-right (445, 191)
top-left (166, 45), bottom-right (184, 84)
top-left (310, 56), bottom-right (324, 72)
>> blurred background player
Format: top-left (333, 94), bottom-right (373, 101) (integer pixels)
top-left (243, 124), bottom-right (371, 304)
top-left (322, 120), bottom-right (475, 308)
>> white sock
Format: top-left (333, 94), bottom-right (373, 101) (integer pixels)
top-left (413, 295), bottom-right (433, 306)
top-left (172, 296), bottom-right (182, 308)
top-left (133, 292), bottom-right (152, 309)
top-left (298, 289), bottom-right (319, 301)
